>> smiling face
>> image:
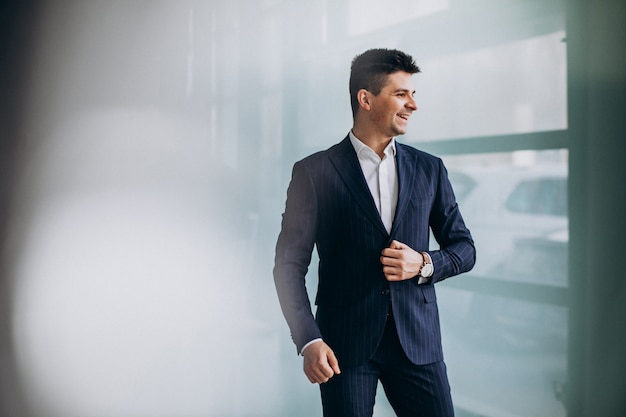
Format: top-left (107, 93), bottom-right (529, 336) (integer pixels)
top-left (360, 71), bottom-right (418, 140)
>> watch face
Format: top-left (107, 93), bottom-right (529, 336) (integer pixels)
top-left (421, 263), bottom-right (434, 277)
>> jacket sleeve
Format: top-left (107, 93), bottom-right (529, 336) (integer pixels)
top-left (428, 158), bottom-right (476, 282)
top-left (273, 161), bottom-right (323, 353)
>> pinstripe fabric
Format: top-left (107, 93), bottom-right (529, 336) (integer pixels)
top-left (274, 135), bottom-right (475, 367)
top-left (320, 315), bottom-right (454, 417)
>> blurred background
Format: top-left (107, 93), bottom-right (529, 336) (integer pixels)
top-left (0, 1), bottom-right (624, 416)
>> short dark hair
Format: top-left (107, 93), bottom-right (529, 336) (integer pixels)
top-left (349, 48), bottom-right (420, 117)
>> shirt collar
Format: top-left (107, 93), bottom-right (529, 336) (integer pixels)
top-left (349, 130), bottom-right (396, 159)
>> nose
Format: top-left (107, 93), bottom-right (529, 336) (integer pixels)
top-left (406, 96), bottom-right (418, 111)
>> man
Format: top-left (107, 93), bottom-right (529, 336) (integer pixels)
top-left (274, 48), bottom-right (475, 417)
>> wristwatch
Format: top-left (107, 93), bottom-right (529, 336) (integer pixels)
top-left (419, 252), bottom-right (434, 278)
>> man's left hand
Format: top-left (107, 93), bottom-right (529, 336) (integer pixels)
top-left (380, 240), bottom-right (423, 281)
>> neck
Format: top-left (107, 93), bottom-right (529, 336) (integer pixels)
top-left (352, 124), bottom-right (393, 158)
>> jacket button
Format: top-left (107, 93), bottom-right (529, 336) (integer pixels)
top-left (381, 289), bottom-right (390, 295)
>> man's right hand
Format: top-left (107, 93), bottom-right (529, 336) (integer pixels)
top-left (302, 340), bottom-right (341, 384)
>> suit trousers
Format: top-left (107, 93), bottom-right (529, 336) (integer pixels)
top-left (319, 313), bottom-right (454, 417)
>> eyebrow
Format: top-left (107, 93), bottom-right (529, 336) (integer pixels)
top-left (391, 88), bottom-right (416, 94)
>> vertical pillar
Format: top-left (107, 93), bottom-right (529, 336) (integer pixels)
top-left (567, 0), bottom-right (626, 415)
top-left (0, 2), bottom-right (40, 416)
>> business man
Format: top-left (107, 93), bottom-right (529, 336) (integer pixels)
top-left (274, 48), bottom-right (475, 417)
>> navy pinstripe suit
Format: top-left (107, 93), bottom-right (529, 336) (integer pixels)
top-left (274, 135), bottom-right (475, 412)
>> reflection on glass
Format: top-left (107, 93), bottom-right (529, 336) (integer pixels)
top-left (440, 290), bottom-right (567, 417)
top-left (436, 149), bottom-right (568, 417)
top-left (442, 150), bottom-right (568, 286)
top-left (348, 0), bottom-right (450, 36)
top-left (413, 31), bottom-right (567, 141)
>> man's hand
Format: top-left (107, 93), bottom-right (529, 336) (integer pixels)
top-left (380, 240), bottom-right (423, 281)
top-left (302, 340), bottom-right (341, 384)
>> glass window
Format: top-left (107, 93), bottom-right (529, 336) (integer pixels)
top-left (347, 0), bottom-right (450, 36)
top-left (435, 149), bottom-right (568, 415)
top-left (506, 177), bottom-right (568, 216)
top-left (411, 30), bottom-right (568, 141)
top-left (441, 150), bottom-right (568, 285)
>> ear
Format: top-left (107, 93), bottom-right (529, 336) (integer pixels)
top-left (357, 89), bottom-right (371, 111)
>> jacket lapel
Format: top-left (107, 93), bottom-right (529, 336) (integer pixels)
top-left (329, 137), bottom-right (388, 236)
top-left (391, 143), bottom-right (416, 236)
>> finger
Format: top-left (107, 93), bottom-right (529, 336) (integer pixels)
top-left (384, 264), bottom-right (406, 280)
top-left (385, 273), bottom-right (401, 281)
top-left (312, 372), bottom-right (329, 384)
top-left (381, 255), bottom-right (402, 268)
top-left (327, 350), bottom-right (341, 375)
top-left (389, 240), bottom-right (405, 250)
top-left (305, 366), bottom-right (328, 384)
top-left (307, 357), bottom-right (333, 380)
top-left (320, 361), bottom-right (335, 379)
top-left (381, 248), bottom-right (405, 260)
top-left (304, 366), bottom-right (318, 383)
top-left (316, 368), bottom-right (332, 383)
top-left (383, 270), bottom-right (398, 281)
top-left (383, 264), bottom-right (396, 274)
top-left (382, 242), bottom-right (399, 257)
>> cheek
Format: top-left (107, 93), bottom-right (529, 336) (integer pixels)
top-left (370, 108), bottom-right (387, 124)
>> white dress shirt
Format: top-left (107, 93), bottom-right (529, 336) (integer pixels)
top-left (349, 131), bottom-right (398, 234)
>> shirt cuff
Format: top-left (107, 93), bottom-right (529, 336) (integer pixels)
top-left (300, 338), bottom-right (323, 355)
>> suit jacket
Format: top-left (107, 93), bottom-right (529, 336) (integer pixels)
top-left (274, 136), bottom-right (475, 367)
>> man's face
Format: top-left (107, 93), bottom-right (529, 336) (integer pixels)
top-left (366, 71), bottom-right (418, 138)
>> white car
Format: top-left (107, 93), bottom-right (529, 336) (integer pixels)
top-left (438, 165), bottom-right (568, 351)
top-left (448, 165), bottom-right (568, 287)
